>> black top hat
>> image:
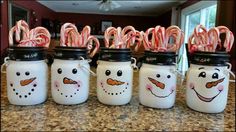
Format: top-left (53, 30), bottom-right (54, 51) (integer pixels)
top-left (8, 46), bottom-right (46, 61)
top-left (99, 48), bottom-right (131, 62)
top-left (190, 51), bottom-right (230, 66)
top-left (53, 46), bottom-right (88, 60)
top-left (143, 51), bottom-right (176, 65)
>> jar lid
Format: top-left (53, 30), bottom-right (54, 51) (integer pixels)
top-left (8, 46), bottom-right (46, 61)
top-left (53, 46), bottom-right (88, 60)
top-left (143, 51), bottom-right (176, 65)
top-left (190, 51), bottom-right (230, 66)
top-left (99, 48), bottom-right (131, 62)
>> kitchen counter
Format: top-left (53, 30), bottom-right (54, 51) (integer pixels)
top-left (1, 69), bottom-right (235, 131)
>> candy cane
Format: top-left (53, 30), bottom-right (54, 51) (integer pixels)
top-left (87, 35), bottom-right (100, 57)
top-left (81, 25), bottom-right (91, 47)
top-left (60, 23), bottom-right (78, 46)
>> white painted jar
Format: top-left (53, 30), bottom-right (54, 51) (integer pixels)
top-left (4, 47), bottom-right (48, 105)
top-left (51, 47), bottom-right (91, 105)
top-left (97, 48), bottom-right (136, 105)
top-left (139, 51), bottom-right (177, 109)
top-left (186, 51), bottom-right (233, 113)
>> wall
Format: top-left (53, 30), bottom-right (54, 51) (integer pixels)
top-left (56, 12), bottom-right (171, 32)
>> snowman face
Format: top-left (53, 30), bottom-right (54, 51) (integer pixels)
top-left (53, 67), bottom-right (82, 98)
top-left (99, 69), bottom-right (130, 95)
top-left (146, 72), bottom-right (176, 98)
top-left (188, 67), bottom-right (225, 102)
top-left (8, 71), bottom-right (38, 99)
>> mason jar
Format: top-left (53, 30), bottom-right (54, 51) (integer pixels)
top-left (51, 46), bottom-right (90, 105)
top-left (186, 51), bottom-right (232, 113)
top-left (139, 51), bottom-right (177, 109)
top-left (97, 48), bottom-right (135, 105)
top-left (5, 46), bottom-right (48, 105)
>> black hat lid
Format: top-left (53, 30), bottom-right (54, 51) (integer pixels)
top-left (143, 51), bottom-right (176, 65)
top-left (53, 46), bottom-right (88, 60)
top-left (99, 48), bottom-right (131, 62)
top-left (8, 46), bottom-right (46, 61)
top-left (190, 51), bottom-right (230, 66)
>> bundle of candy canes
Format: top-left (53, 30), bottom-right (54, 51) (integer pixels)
top-left (188, 25), bottom-right (234, 53)
top-left (143, 25), bottom-right (184, 52)
top-left (60, 23), bottom-right (100, 57)
top-left (9, 20), bottom-right (51, 47)
top-left (104, 26), bottom-right (144, 51)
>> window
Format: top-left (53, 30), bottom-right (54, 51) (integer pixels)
top-left (178, 1), bottom-right (217, 73)
top-left (181, 1), bottom-right (217, 43)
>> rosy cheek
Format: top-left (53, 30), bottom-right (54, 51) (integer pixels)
top-left (189, 83), bottom-right (194, 89)
top-left (75, 80), bottom-right (82, 89)
top-left (146, 84), bottom-right (153, 91)
top-left (32, 81), bottom-right (38, 88)
top-left (217, 85), bottom-right (224, 91)
top-left (170, 86), bottom-right (176, 92)
top-left (54, 81), bottom-right (60, 89)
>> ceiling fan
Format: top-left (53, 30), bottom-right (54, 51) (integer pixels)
top-left (98, 0), bottom-right (121, 11)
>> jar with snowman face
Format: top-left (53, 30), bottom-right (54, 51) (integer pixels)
top-left (186, 51), bottom-right (231, 113)
top-left (139, 51), bottom-right (177, 109)
top-left (51, 46), bottom-right (90, 105)
top-left (97, 48), bottom-right (134, 105)
top-left (5, 46), bottom-right (48, 105)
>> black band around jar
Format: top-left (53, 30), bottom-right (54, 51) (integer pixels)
top-left (53, 46), bottom-right (88, 60)
top-left (99, 48), bottom-right (131, 62)
top-left (8, 46), bottom-right (46, 61)
top-left (190, 51), bottom-right (230, 66)
top-left (143, 51), bottom-right (176, 65)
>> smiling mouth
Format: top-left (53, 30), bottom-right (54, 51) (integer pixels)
top-left (101, 81), bottom-right (129, 95)
top-left (147, 88), bottom-right (174, 98)
top-left (191, 86), bottom-right (222, 102)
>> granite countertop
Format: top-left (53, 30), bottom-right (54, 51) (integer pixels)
top-left (1, 68), bottom-right (235, 131)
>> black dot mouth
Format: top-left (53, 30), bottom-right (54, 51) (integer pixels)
top-left (56, 88), bottom-right (79, 98)
top-left (191, 86), bottom-right (222, 102)
top-left (147, 87), bottom-right (174, 98)
top-left (100, 81), bottom-right (129, 96)
top-left (12, 88), bottom-right (34, 99)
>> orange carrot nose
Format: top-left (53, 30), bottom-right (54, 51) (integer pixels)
top-left (106, 78), bottom-right (125, 86)
top-left (20, 77), bottom-right (36, 86)
top-left (63, 77), bottom-right (77, 84)
top-left (205, 78), bottom-right (225, 88)
top-left (148, 77), bottom-right (165, 89)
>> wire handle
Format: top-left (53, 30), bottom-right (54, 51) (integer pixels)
top-left (224, 62), bottom-right (235, 83)
top-left (172, 63), bottom-right (185, 85)
top-left (1, 57), bottom-right (10, 74)
top-left (131, 57), bottom-right (138, 72)
top-left (78, 57), bottom-right (96, 76)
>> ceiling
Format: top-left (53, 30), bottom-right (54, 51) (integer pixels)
top-left (38, 0), bottom-right (185, 16)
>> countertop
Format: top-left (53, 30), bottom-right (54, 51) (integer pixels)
top-left (1, 68), bottom-right (235, 131)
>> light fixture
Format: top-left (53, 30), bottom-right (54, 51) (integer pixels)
top-left (98, 0), bottom-right (120, 12)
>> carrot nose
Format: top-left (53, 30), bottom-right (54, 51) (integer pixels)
top-left (148, 77), bottom-right (165, 89)
top-left (205, 78), bottom-right (225, 88)
top-left (63, 77), bottom-right (77, 84)
top-left (20, 77), bottom-right (36, 86)
top-left (106, 78), bottom-right (125, 86)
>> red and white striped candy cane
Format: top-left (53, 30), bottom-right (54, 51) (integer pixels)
top-left (60, 23), bottom-right (78, 46)
top-left (104, 27), bottom-right (116, 48)
top-left (87, 35), bottom-right (100, 57)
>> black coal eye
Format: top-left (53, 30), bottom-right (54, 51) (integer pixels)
top-left (212, 73), bottom-right (218, 79)
top-left (117, 70), bottom-right (122, 76)
top-left (167, 75), bottom-right (171, 78)
top-left (198, 72), bottom-right (206, 78)
top-left (156, 74), bottom-right (160, 78)
top-left (25, 71), bottom-right (30, 76)
top-left (16, 72), bottom-right (20, 76)
top-left (72, 68), bottom-right (77, 74)
top-left (57, 68), bottom-right (62, 74)
top-left (105, 70), bottom-right (111, 76)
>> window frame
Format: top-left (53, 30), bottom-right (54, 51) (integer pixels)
top-left (181, 1), bottom-right (217, 43)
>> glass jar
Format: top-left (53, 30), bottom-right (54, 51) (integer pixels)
top-left (139, 51), bottom-right (177, 109)
top-left (186, 51), bottom-right (232, 113)
top-left (5, 46), bottom-right (48, 105)
top-left (97, 48), bottom-right (135, 105)
top-left (51, 46), bottom-right (90, 105)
